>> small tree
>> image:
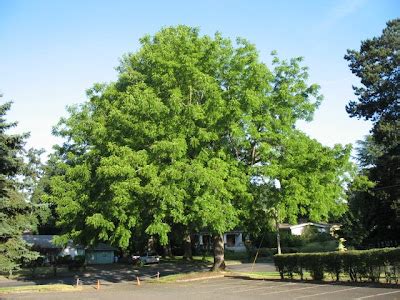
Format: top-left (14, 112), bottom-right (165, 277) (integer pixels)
top-left (251, 131), bottom-right (353, 254)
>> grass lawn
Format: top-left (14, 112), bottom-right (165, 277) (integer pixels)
top-left (227, 271), bottom-right (343, 282)
top-left (0, 266), bottom-right (72, 280)
top-left (160, 253), bottom-right (252, 265)
top-left (228, 271), bottom-right (282, 280)
top-left (0, 284), bottom-right (81, 294)
top-left (151, 270), bottom-right (308, 284)
top-left (229, 271), bottom-right (345, 281)
top-left (159, 255), bottom-right (211, 265)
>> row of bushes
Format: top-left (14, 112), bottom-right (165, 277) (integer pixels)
top-left (25, 255), bottom-right (86, 271)
top-left (274, 248), bottom-right (400, 283)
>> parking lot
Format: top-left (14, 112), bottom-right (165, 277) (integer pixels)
top-left (3, 277), bottom-right (400, 300)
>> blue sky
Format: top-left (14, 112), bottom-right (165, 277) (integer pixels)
top-left (0, 0), bottom-right (398, 156)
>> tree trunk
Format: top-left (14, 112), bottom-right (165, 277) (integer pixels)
top-left (182, 232), bottom-right (192, 260)
top-left (211, 234), bottom-right (226, 271)
top-left (275, 216), bottom-right (282, 255)
top-left (163, 243), bottom-right (173, 258)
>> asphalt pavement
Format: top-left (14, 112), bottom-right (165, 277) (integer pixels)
top-left (2, 276), bottom-right (400, 300)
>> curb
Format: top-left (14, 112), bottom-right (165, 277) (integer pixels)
top-left (176, 275), bottom-right (225, 282)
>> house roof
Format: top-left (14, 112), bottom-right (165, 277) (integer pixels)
top-left (22, 235), bottom-right (62, 249)
top-left (22, 235), bottom-right (116, 251)
top-left (290, 222), bottom-right (331, 230)
top-left (87, 243), bottom-right (118, 251)
top-left (278, 223), bottom-right (292, 229)
top-left (279, 222), bottom-right (334, 230)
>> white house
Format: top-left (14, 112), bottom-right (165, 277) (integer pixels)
top-left (279, 222), bottom-right (340, 236)
top-left (194, 231), bottom-right (246, 252)
top-left (22, 235), bottom-right (117, 264)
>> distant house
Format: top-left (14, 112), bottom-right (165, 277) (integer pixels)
top-left (22, 235), bottom-right (84, 263)
top-left (194, 230), bottom-right (247, 252)
top-left (279, 222), bottom-right (340, 236)
top-left (85, 243), bottom-right (117, 264)
top-left (22, 235), bottom-right (117, 264)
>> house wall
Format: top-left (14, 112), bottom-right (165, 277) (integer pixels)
top-left (225, 232), bottom-right (246, 252)
top-left (290, 226), bottom-right (304, 236)
top-left (86, 251), bottom-right (114, 264)
top-left (196, 232), bottom-right (246, 252)
top-left (290, 224), bottom-right (330, 236)
top-left (60, 246), bottom-right (84, 258)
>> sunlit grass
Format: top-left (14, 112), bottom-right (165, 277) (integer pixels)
top-left (228, 271), bottom-right (281, 280)
top-left (0, 284), bottom-right (81, 294)
top-left (151, 271), bottom-right (225, 283)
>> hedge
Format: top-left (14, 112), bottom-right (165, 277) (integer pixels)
top-left (274, 248), bottom-right (400, 283)
top-left (55, 255), bottom-right (86, 270)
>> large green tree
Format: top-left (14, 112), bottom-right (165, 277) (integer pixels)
top-left (47, 28), bottom-right (252, 269)
top-left (0, 98), bottom-right (39, 276)
top-left (47, 26), bottom-right (352, 269)
top-left (343, 19), bottom-right (399, 246)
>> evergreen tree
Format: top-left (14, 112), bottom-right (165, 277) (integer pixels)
top-left (344, 19), bottom-right (400, 246)
top-left (0, 98), bottom-right (39, 276)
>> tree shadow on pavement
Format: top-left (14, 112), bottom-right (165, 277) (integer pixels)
top-left (0, 260), bottom-right (212, 287)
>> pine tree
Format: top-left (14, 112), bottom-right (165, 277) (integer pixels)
top-left (344, 19), bottom-right (400, 245)
top-left (0, 98), bottom-right (39, 276)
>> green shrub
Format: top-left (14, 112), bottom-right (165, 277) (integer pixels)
top-left (274, 247), bottom-right (400, 283)
top-left (324, 252), bottom-right (342, 281)
top-left (301, 253), bottom-right (325, 280)
top-left (56, 255), bottom-right (72, 265)
top-left (280, 232), bottom-right (307, 248)
top-left (385, 248), bottom-right (400, 283)
top-left (299, 241), bottom-right (337, 253)
top-left (274, 253), bottom-right (300, 279)
top-left (68, 255), bottom-right (85, 270)
top-left (259, 248), bottom-right (275, 257)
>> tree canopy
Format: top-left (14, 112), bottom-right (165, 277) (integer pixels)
top-left (46, 26), bottom-right (353, 268)
top-left (345, 19), bottom-right (399, 124)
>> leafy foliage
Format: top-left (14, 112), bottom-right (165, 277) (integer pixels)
top-left (45, 26), bottom-right (353, 268)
